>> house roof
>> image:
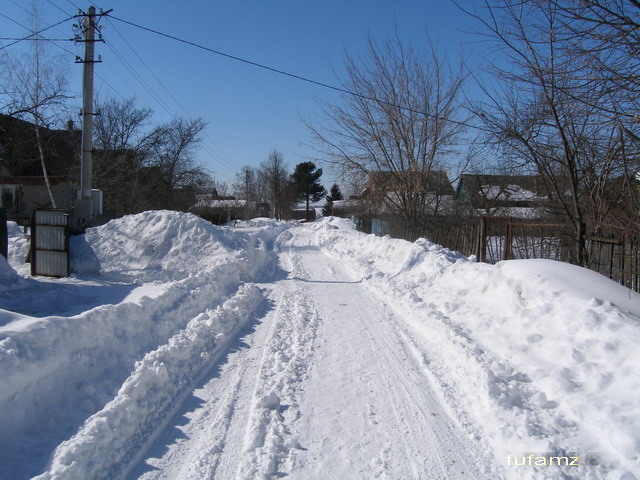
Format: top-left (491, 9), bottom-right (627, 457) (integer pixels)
top-left (192, 194), bottom-right (244, 209)
top-left (0, 175), bottom-right (72, 186)
top-left (361, 170), bottom-right (455, 197)
top-left (0, 114), bottom-right (80, 177)
top-left (456, 174), bottom-right (558, 208)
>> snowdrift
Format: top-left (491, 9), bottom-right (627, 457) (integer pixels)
top-left (315, 216), bottom-right (640, 479)
top-left (70, 210), bottom-right (254, 281)
top-left (0, 211), bottom-right (285, 480)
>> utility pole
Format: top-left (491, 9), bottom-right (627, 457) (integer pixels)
top-left (79, 6), bottom-right (97, 203)
top-left (71, 6), bottom-right (110, 233)
top-left (245, 167), bottom-right (251, 221)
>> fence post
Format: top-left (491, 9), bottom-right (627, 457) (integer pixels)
top-left (478, 216), bottom-right (487, 262)
top-left (609, 240), bottom-right (615, 279)
top-left (503, 218), bottom-right (513, 260)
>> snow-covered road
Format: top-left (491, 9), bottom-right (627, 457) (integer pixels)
top-left (130, 226), bottom-right (496, 479)
top-left (3, 211), bottom-right (639, 479)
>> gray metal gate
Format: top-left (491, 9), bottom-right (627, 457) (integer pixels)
top-left (31, 209), bottom-right (69, 277)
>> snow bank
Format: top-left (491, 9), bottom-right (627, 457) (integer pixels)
top-left (0, 211), bottom-right (286, 479)
top-left (315, 225), bottom-right (640, 479)
top-left (0, 253), bottom-right (21, 285)
top-left (35, 284), bottom-right (264, 480)
top-left (6, 221), bottom-right (30, 277)
top-left (313, 215), bottom-right (357, 231)
top-left (70, 210), bottom-right (250, 281)
top-left (0, 222), bottom-right (32, 293)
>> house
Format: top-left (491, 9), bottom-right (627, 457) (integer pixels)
top-left (455, 174), bottom-right (561, 219)
top-left (191, 193), bottom-right (270, 224)
top-left (355, 170), bottom-right (456, 217)
top-left (0, 114), bottom-right (80, 222)
top-left (347, 170), bottom-right (456, 236)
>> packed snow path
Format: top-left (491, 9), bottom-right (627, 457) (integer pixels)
top-left (5, 213), bottom-right (639, 479)
top-left (130, 226), bottom-right (496, 479)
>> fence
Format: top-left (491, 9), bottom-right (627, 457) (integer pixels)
top-left (355, 214), bottom-right (640, 292)
top-left (30, 209), bottom-right (69, 278)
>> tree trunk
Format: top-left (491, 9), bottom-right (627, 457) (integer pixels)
top-left (34, 121), bottom-right (57, 208)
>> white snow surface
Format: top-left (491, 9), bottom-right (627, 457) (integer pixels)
top-left (0, 212), bottom-right (638, 479)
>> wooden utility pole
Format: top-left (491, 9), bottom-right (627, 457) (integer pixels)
top-left (245, 167), bottom-right (251, 221)
top-left (79, 6), bottom-right (97, 202)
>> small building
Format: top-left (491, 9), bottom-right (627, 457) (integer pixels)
top-left (191, 194), bottom-right (270, 224)
top-left (0, 115), bottom-right (80, 223)
top-left (347, 170), bottom-right (456, 236)
top-left (455, 174), bottom-right (561, 219)
top-left (355, 170), bottom-right (456, 216)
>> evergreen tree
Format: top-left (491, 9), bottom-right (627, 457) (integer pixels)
top-left (322, 183), bottom-right (344, 216)
top-left (291, 161), bottom-right (326, 221)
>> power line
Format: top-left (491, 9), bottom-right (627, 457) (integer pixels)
top-left (0, 13), bottom-right (75, 50)
top-left (104, 17), bottom-right (242, 172)
top-left (98, 18), bottom-right (243, 174)
top-left (107, 13), bottom-right (492, 134)
top-left (63, 0), bottom-right (82, 12)
top-left (0, 5), bottom-right (237, 183)
top-left (90, 22), bottom-right (241, 178)
top-left (0, 37), bottom-right (72, 41)
top-left (45, 0), bottom-right (76, 17)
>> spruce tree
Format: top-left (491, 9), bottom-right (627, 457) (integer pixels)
top-left (322, 183), bottom-right (343, 216)
top-left (291, 162), bottom-right (326, 221)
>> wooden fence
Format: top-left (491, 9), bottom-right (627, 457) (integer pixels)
top-left (355, 214), bottom-right (640, 292)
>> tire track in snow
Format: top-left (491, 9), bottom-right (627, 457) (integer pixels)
top-left (286, 226), bottom-right (497, 479)
top-left (125, 225), bottom-right (498, 479)
top-left (354, 296), bottom-right (494, 478)
top-left (237, 282), bottom-right (321, 477)
top-left (135, 342), bottom-right (248, 479)
top-left (130, 233), bottom-right (321, 480)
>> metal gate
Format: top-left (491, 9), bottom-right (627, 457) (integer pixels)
top-left (31, 209), bottom-right (69, 277)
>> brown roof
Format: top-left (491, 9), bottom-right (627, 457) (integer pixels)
top-left (362, 170), bottom-right (455, 197)
top-left (456, 174), bottom-right (561, 208)
top-left (0, 175), bottom-right (72, 186)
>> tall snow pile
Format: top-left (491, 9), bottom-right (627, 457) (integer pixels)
top-left (315, 216), bottom-right (640, 479)
top-left (70, 210), bottom-right (255, 281)
top-left (6, 221), bottom-right (30, 277)
top-left (0, 253), bottom-right (24, 290)
top-left (0, 211), bottom-right (282, 480)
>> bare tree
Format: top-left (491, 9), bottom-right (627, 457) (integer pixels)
top-left (259, 149), bottom-right (290, 220)
top-left (552, 0), bottom-right (640, 226)
top-left (307, 35), bottom-right (467, 239)
top-left (93, 97), bottom-right (159, 214)
top-left (233, 166), bottom-right (258, 201)
top-left (147, 117), bottom-right (209, 210)
top-left (462, 0), bottom-right (639, 264)
top-left (0, 2), bottom-right (72, 207)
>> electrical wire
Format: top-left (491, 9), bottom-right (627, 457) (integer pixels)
top-left (45, 0), bottom-right (77, 17)
top-left (103, 17), bottom-right (242, 174)
top-left (63, 0), bottom-right (82, 12)
top-left (107, 13), bottom-right (492, 134)
top-left (0, 37), bottom-right (72, 41)
top-left (1, 3), bottom-right (238, 180)
top-left (0, 13), bottom-right (75, 50)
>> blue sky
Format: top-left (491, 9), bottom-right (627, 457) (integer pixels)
top-left (1, 0), bottom-right (484, 190)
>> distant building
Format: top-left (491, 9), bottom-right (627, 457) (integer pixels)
top-left (0, 114), bottom-right (80, 222)
top-left (343, 170), bottom-right (455, 235)
top-left (455, 174), bottom-right (563, 219)
top-left (356, 170), bottom-right (456, 215)
top-left (191, 193), bottom-right (270, 224)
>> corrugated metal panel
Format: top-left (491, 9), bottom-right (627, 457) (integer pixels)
top-left (35, 210), bottom-right (68, 226)
top-left (32, 209), bottom-right (69, 278)
top-left (35, 251), bottom-right (68, 277)
top-left (35, 225), bottom-right (65, 250)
